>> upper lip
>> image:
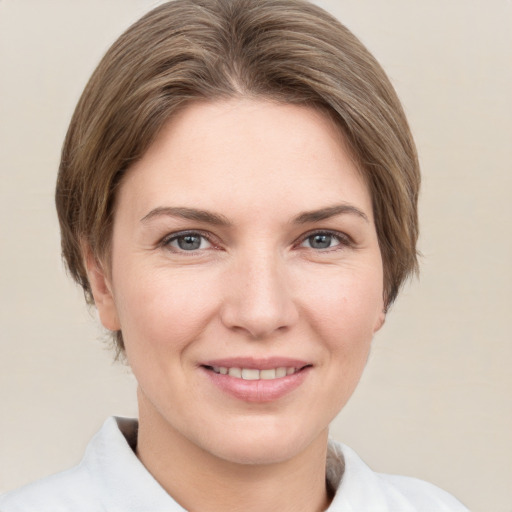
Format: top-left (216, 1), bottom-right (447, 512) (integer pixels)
top-left (200, 357), bottom-right (311, 370)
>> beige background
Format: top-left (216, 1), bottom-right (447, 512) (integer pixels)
top-left (1, 1), bottom-right (511, 511)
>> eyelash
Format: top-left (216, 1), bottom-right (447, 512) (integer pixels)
top-left (159, 229), bottom-right (353, 254)
top-left (160, 230), bottom-right (216, 254)
top-left (298, 230), bottom-right (353, 251)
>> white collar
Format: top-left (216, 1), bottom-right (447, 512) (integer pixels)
top-left (80, 417), bottom-right (467, 512)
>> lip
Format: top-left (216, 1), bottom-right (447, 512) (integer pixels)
top-left (201, 357), bottom-right (310, 370)
top-left (199, 357), bottom-right (312, 403)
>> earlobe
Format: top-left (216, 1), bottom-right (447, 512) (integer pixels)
top-left (83, 245), bottom-right (121, 331)
top-left (373, 309), bottom-right (386, 333)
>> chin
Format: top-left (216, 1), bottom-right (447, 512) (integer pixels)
top-left (196, 417), bottom-right (328, 466)
top-left (209, 439), bottom-right (307, 466)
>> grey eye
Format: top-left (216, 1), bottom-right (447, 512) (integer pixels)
top-left (168, 234), bottom-right (211, 251)
top-left (301, 233), bottom-right (340, 250)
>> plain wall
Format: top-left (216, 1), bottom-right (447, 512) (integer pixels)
top-left (1, 1), bottom-right (511, 511)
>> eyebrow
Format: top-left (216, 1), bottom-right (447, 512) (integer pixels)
top-left (140, 203), bottom-right (368, 226)
top-left (292, 204), bottom-right (369, 224)
top-left (140, 206), bottom-right (232, 226)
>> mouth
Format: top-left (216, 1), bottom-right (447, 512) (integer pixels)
top-left (200, 360), bottom-right (312, 402)
top-left (203, 365), bottom-right (309, 380)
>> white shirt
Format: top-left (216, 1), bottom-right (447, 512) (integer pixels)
top-left (0, 417), bottom-right (470, 511)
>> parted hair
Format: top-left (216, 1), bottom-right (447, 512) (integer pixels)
top-left (56, 0), bottom-right (420, 352)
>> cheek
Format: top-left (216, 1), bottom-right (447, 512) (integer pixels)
top-left (302, 269), bottom-right (382, 407)
top-left (113, 264), bottom-right (221, 355)
top-left (296, 262), bottom-right (384, 337)
top-left (295, 262), bottom-right (383, 393)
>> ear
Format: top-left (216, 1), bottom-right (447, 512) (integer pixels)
top-left (373, 309), bottom-right (386, 334)
top-left (83, 244), bottom-right (120, 331)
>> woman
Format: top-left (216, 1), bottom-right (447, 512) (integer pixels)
top-left (0, 0), bottom-right (469, 510)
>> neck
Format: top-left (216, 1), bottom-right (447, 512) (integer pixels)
top-left (136, 392), bottom-right (332, 512)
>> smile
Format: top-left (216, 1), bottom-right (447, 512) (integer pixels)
top-left (209, 366), bottom-right (299, 380)
top-left (201, 359), bottom-right (312, 402)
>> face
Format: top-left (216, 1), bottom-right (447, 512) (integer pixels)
top-left (89, 99), bottom-right (385, 465)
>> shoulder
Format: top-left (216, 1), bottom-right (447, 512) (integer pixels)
top-left (0, 463), bottom-right (95, 512)
top-left (327, 440), bottom-right (470, 512)
top-left (377, 473), bottom-right (470, 512)
top-left (0, 417), bottom-right (128, 512)
top-left (0, 417), bottom-right (176, 512)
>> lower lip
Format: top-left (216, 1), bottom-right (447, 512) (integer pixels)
top-left (202, 367), bottom-right (311, 402)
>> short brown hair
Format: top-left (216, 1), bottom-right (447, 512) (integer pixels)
top-left (56, 0), bottom-right (420, 352)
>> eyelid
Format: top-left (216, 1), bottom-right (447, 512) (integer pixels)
top-left (158, 228), bottom-right (353, 253)
top-left (160, 229), bottom-right (219, 252)
top-left (295, 229), bottom-right (354, 249)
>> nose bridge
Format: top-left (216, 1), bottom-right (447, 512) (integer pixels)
top-left (220, 244), bottom-right (298, 338)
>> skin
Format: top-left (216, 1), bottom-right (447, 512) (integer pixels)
top-left (87, 99), bottom-right (385, 512)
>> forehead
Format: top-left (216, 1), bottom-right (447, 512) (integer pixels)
top-left (117, 99), bottom-right (372, 223)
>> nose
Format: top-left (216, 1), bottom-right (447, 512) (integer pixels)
top-left (219, 250), bottom-right (299, 339)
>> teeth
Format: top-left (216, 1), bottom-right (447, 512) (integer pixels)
top-left (275, 367), bottom-right (287, 378)
top-left (228, 367), bottom-right (242, 378)
top-left (241, 368), bottom-right (259, 380)
top-left (211, 366), bottom-right (298, 380)
top-left (260, 369), bottom-right (276, 380)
